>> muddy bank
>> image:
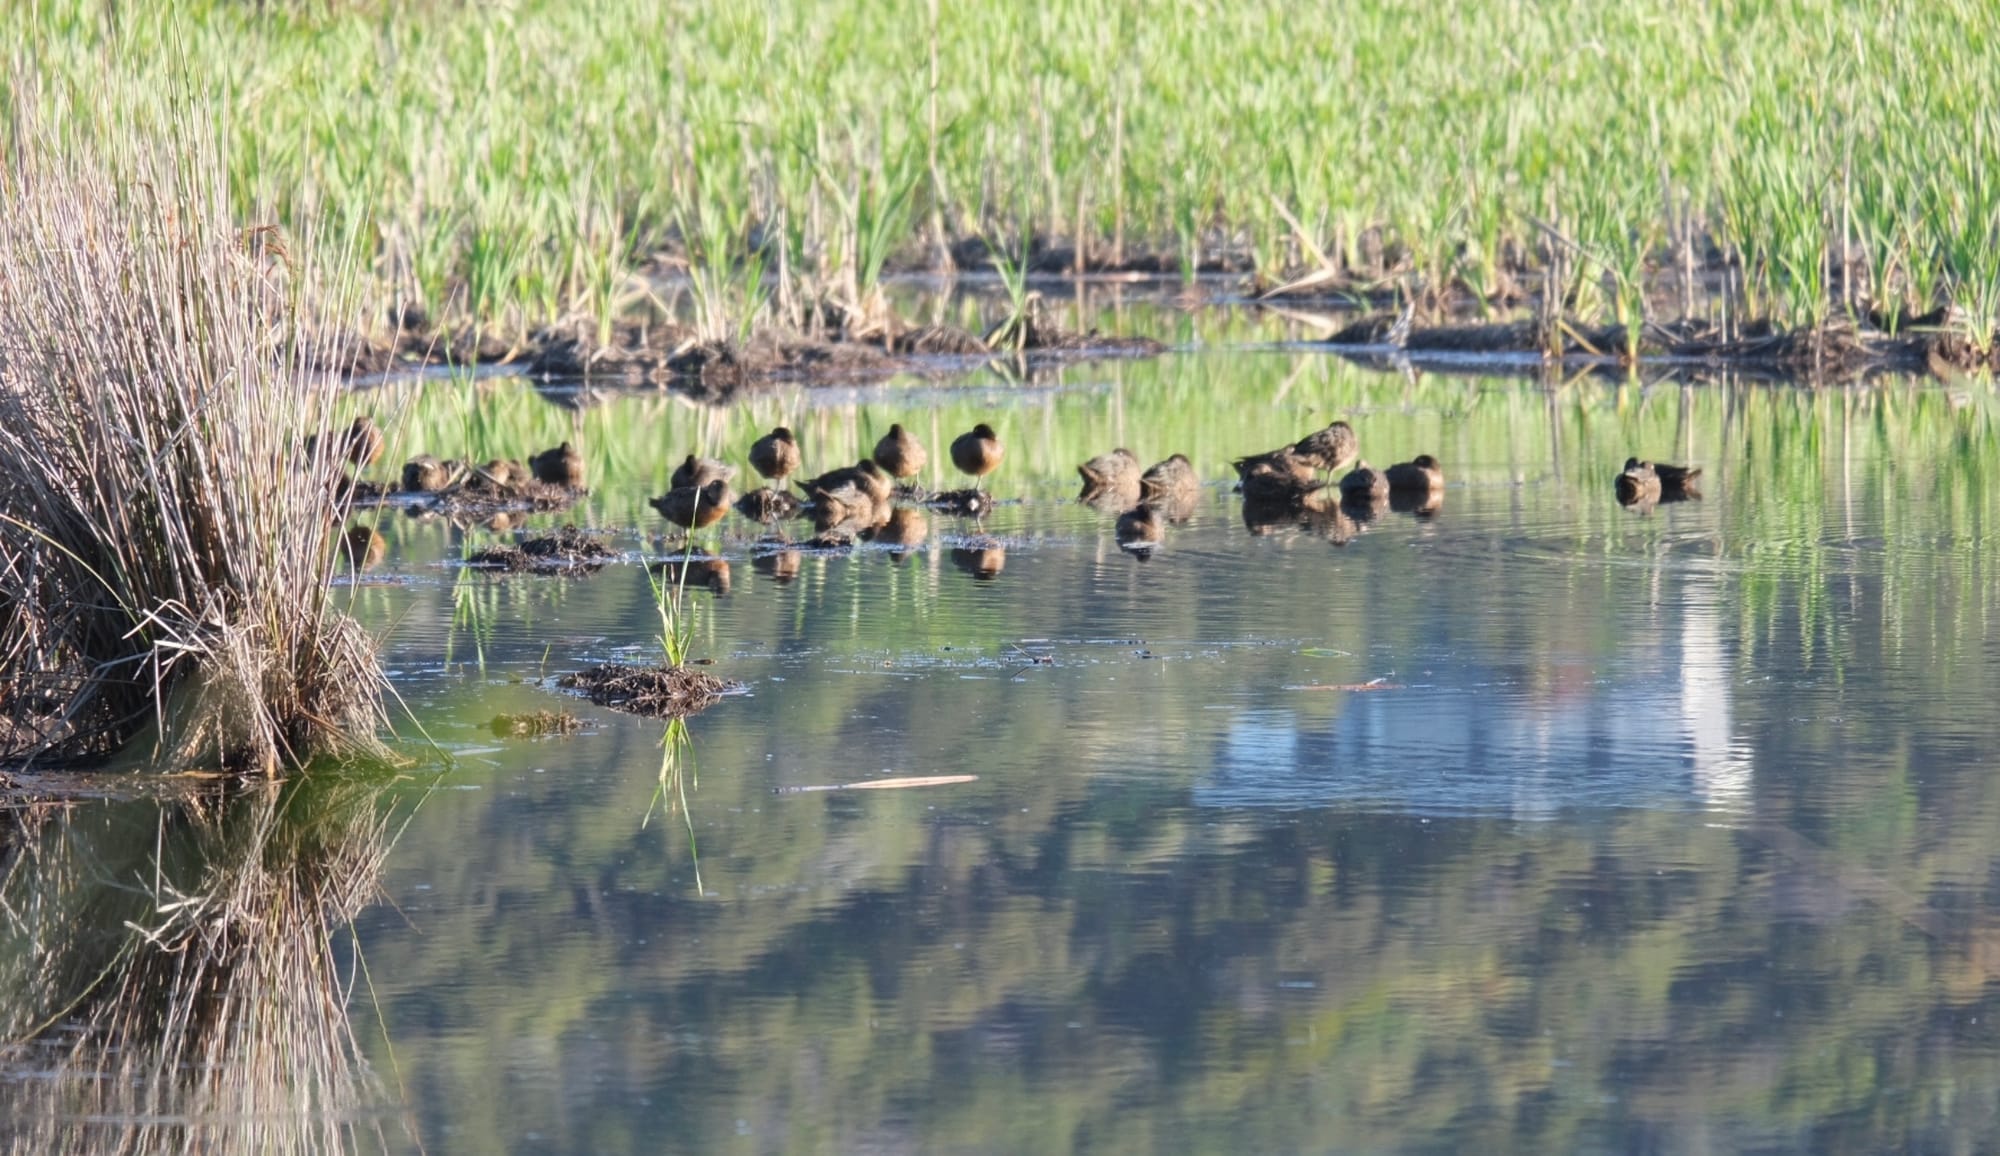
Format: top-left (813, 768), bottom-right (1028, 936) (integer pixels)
top-left (1322, 310), bottom-right (1997, 380)
top-left (324, 310), bottom-right (1166, 396)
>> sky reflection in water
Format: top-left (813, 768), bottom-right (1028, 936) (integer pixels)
top-left (14, 346), bottom-right (2000, 1153)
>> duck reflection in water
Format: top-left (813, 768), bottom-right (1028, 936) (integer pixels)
top-left (1241, 491), bottom-right (1358, 544)
top-left (751, 539), bottom-right (802, 584)
top-left (653, 554), bottom-right (731, 595)
top-left (865, 506), bottom-right (929, 564)
top-left (950, 540), bottom-right (1006, 580)
top-left (1114, 503), bottom-right (1164, 558)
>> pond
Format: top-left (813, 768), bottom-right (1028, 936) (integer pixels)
top-left (8, 315), bottom-right (2000, 1152)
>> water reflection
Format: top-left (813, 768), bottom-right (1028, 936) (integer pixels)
top-left (0, 775), bottom-right (403, 1154)
top-left (297, 358), bottom-right (2000, 1148)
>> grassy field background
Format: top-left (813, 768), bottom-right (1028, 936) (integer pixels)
top-left (12, 0), bottom-right (2000, 340)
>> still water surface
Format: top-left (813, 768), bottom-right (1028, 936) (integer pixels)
top-left (9, 344), bottom-right (2000, 1153)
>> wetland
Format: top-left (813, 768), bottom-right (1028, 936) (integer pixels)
top-left (10, 300), bottom-right (2000, 1150)
top-left (10, 1), bottom-right (2000, 1151)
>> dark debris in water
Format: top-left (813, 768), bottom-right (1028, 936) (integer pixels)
top-left (924, 488), bottom-right (997, 516)
top-left (466, 525), bottom-right (615, 573)
top-left (557, 663), bottom-right (734, 718)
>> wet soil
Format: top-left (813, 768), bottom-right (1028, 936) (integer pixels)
top-left (1322, 311), bottom-right (1998, 382)
top-left (329, 305), bottom-right (1167, 396)
top-left (465, 526), bottom-right (616, 574)
top-left (557, 663), bottom-right (733, 718)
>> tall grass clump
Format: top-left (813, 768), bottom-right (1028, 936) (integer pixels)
top-left (0, 98), bottom-right (385, 773)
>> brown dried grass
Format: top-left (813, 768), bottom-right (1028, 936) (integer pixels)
top-left (0, 92), bottom-right (385, 773)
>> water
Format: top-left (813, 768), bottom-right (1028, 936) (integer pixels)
top-left (8, 343), bottom-right (2000, 1153)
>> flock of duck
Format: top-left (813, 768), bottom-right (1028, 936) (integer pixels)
top-left (321, 411), bottom-right (1703, 574)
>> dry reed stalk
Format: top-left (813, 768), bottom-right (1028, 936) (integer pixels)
top-left (0, 91), bottom-right (385, 773)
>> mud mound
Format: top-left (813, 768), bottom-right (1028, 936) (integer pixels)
top-left (558, 663), bottom-right (732, 718)
top-left (466, 525), bottom-right (615, 573)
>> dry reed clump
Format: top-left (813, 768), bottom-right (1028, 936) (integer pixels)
top-left (0, 107), bottom-right (385, 773)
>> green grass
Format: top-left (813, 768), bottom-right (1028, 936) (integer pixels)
top-left (22, 0), bottom-right (1995, 342)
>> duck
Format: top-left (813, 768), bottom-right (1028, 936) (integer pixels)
top-left (1238, 452), bottom-right (1323, 504)
top-left (749, 427), bottom-right (802, 484)
top-left (800, 460), bottom-right (894, 506)
top-left (1115, 504), bottom-right (1165, 555)
top-left (649, 478), bottom-right (734, 529)
top-left (873, 423), bottom-right (929, 481)
top-left (530, 442), bottom-right (586, 487)
top-left (735, 487), bottom-right (803, 524)
top-left (478, 458), bottom-right (530, 488)
top-left (1292, 420), bottom-right (1359, 473)
top-left (1338, 461), bottom-right (1391, 500)
top-left (1615, 460), bottom-right (1662, 504)
top-left (1139, 454), bottom-right (1197, 499)
top-left (1626, 457), bottom-right (1702, 495)
top-left (670, 453), bottom-right (735, 490)
top-left (949, 423), bottom-right (1004, 486)
top-left (1078, 448), bottom-right (1142, 492)
top-left (1384, 454), bottom-right (1444, 492)
top-left (401, 455), bottom-right (456, 493)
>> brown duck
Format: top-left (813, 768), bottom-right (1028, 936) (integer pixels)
top-left (1079, 448), bottom-right (1142, 491)
top-left (1338, 461), bottom-right (1390, 500)
top-left (402, 455), bottom-right (457, 493)
top-left (1292, 420), bottom-right (1359, 473)
top-left (530, 442), bottom-right (586, 487)
top-left (1238, 451), bottom-right (1323, 504)
top-left (749, 427), bottom-right (802, 483)
top-left (1140, 454), bottom-right (1199, 502)
top-left (873, 424), bottom-right (929, 480)
top-left (950, 424), bottom-right (1005, 485)
top-left (1615, 459), bottom-right (1662, 504)
top-left (1625, 457), bottom-right (1702, 495)
top-left (479, 458), bottom-right (530, 488)
top-left (671, 453), bottom-right (735, 490)
top-left (1384, 455), bottom-right (1444, 492)
top-left (802, 460), bottom-right (894, 506)
top-left (650, 478), bottom-right (734, 529)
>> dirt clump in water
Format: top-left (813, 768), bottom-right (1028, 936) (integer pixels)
top-left (466, 525), bottom-right (615, 574)
top-left (558, 663), bottom-right (733, 718)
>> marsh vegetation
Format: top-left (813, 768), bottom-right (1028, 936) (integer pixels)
top-left (11, 0), bottom-right (2000, 367)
